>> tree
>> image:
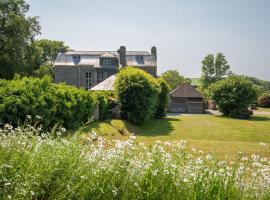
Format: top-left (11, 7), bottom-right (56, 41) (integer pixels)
top-left (155, 78), bottom-right (170, 118)
top-left (115, 67), bottom-right (159, 124)
top-left (200, 52), bottom-right (231, 90)
top-left (34, 39), bottom-right (69, 64)
top-left (209, 76), bottom-right (258, 118)
top-left (257, 92), bottom-right (270, 108)
top-left (0, 0), bottom-right (41, 79)
top-left (161, 70), bottom-right (190, 91)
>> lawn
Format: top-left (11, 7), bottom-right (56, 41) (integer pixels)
top-left (257, 107), bottom-right (270, 112)
top-left (86, 114), bottom-right (270, 158)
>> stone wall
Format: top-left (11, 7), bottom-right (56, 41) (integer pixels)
top-left (55, 65), bottom-right (118, 89)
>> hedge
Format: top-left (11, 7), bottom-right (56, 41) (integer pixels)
top-left (115, 67), bottom-right (159, 124)
top-left (0, 76), bottom-right (98, 129)
top-left (92, 91), bottom-right (117, 120)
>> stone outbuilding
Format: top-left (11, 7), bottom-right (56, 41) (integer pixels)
top-left (168, 84), bottom-right (204, 113)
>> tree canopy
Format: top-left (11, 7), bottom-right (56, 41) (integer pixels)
top-left (0, 0), bottom-right (41, 79)
top-left (200, 53), bottom-right (231, 90)
top-left (34, 39), bottom-right (69, 65)
top-left (160, 70), bottom-right (190, 91)
top-left (209, 76), bottom-right (258, 118)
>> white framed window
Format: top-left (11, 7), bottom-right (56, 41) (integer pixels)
top-left (85, 71), bottom-right (92, 89)
top-left (102, 59), bottom-right (112, 65)
top-left (97, 71), bottom-right (107, 84)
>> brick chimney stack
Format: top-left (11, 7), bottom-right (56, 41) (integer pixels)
top-left (151, 46), bottom-right (157, 59)
top-left (118, 46), bottom-right (126, 67)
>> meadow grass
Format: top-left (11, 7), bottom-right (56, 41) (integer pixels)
top-left (0, 125), bottom-right (270, 199)
top-left (87, 114), bottom-right (270, 159)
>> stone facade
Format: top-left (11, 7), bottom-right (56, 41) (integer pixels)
top-left (54, 46), bottom-right (157, 89)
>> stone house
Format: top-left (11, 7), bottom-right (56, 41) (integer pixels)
top-left (168, 84), bottom-right (205, 113)
top-left (54, 46), bottom-right (157, 89)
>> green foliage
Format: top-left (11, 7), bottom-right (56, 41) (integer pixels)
top-left (33, 64), bottom-right (54, 79)
top-left (160, 70), bottom-right (190, 91)
top-left (230, 107), bottom-right (252, 119)
top-left (92, 91), bottom-right (116, 120)
top-left (257, 92), bottom-right (270, 108)
top-left (200, 53), bottom-right (231, 90)
top-left (244, 76), bottom-right (270, 94)
top-left (1, 127), bottom-right (270, 199)
top-left (155, 78), bottom-right (169, 118)
top-left (34, 39), bottom-right (69, 64)
top-left (209, 76), bottom-right (258, 118)
top-left (0, 76), bottom-right (98, 129)
top-left (0, 0), bottom-right (41, 79)
top-left (115, 67), bottom-right (159, 124)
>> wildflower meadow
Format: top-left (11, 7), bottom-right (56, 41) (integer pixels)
top-left (0, 124), bottom-right (269, 199)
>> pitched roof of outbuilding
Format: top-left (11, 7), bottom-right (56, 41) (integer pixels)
top-left (169, 84), bottom-right (203, 98)
top-left (90, 75), bottom-right (116, 91)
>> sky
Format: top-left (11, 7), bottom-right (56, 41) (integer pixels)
top-left (27, 0), bottom-right (270, 80)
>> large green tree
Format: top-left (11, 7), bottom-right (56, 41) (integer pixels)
top-left (0, 0), bottom-right (41, 79)
top-left (200, 53), bottom-right (231, 90)
top-left (209, 76), bottom-right (258, 118)
top-left (34, 39), bottom-right (69, 64)
top-left (160, 70), bottom-right (190, 91)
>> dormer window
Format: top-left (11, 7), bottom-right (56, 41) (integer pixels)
top-left (73, 55), bottom-right (81, 64)
top-left (102, 59), bottom-right (112, 65)
top-left (136, 56), bottom-right (144, 64)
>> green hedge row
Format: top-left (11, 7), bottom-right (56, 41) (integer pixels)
top-left (0, 76), bottom-right (98, 129)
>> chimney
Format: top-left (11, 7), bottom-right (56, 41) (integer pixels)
top-left (118, 46), bottom-right (126, 67)
top-left (151, 46), bottom-right (157, 59)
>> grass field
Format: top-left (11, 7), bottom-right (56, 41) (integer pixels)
top-left (257, 107), bottom-right (270, 112)
top-left (86, 114), bottom-right (270, 158)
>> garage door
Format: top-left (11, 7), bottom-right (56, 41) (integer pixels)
top-left (168, 103), bottom-right (187, 113)
top-left (187, 102), bottom-right (204, 113)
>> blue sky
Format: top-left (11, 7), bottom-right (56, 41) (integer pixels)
top-left (27, 0), bottom-right (270, 80)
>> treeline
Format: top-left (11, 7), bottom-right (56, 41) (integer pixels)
top-left (0, 0), bottom-right (69, 79)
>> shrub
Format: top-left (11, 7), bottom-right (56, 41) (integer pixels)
top-left (257, 92), bottom-right (270, 108)
top-left (115, 67), bottom-right (159, 124)
top-left (0, 126), bottom-right (270, 199)
top-left (230, 107), bottom-right (252, 119)
top-left (209, 76), bottom-right (258, 118)
top-left (92, 91), bottom-right (116, 120)
top-left (0, 76), bottom-right (98, 129)
top-left (155, 78), bottom-right (169, 118)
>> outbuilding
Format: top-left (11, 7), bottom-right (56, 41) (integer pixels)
top-left (168, 84), bottom-right (204, 113)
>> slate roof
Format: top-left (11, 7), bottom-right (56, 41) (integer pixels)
top-left (55, 50), bottom-right (155, 67)
top-left (169, 84), bottom-right (203, 98)
top-left (90, 75), bottom-right (116, 91)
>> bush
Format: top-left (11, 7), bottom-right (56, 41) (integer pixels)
top-left (230, 107), bottom-right (251, 119)
top-left (115, 67), bottom-right (159, 124)
top-left (257, 92), bottom-right (270, 108)
top-left (92, 91), bottom-right (116, 120)
top-left (155, 78), bottom-right (169, 118)
top-left (0, 76), bottom-right (98, 129)
top-left (209, 76), bottom-right (258, 118)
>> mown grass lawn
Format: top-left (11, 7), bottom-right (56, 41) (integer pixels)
top-left (257, 107), bottom-right (270, 112)
top-left (85, 114), bottom-right (270, 158)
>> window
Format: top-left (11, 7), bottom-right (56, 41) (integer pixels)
top-left (85, 72), bottom-right (92, 89)
top-left (73, 55), bottom-right (81, 64)
top-left (136, 56), bottom-right (144, 64)
top-left (97, 71), bottom-right (107, 84)
top-left (102, 59), bottom-right (112, 65)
